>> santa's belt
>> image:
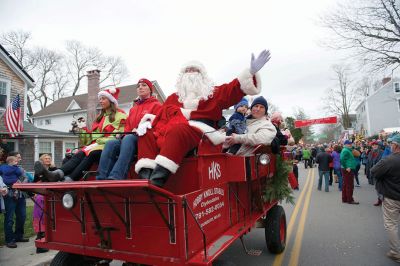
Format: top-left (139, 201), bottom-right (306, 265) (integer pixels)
top-left (192, 119), bottom-right (216, 128)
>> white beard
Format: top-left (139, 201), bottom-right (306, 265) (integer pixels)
top-left (176, 72), bottom-right (214, 110)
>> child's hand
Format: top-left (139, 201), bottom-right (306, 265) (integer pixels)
top-left (225, 134), bottom-right (238, 146)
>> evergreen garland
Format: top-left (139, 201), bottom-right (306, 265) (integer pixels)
top-left (264, 155), bottom-right (295, 204)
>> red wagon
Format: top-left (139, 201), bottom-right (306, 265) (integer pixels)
top-left (15, 141), bottom-right (287, 266)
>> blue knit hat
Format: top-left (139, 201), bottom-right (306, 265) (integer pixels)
top-left (234, 98), bottom-right (249, 111)
top-left (388, 134), bottom-right (400, 145)
top-left (250, 96), bottom-right (268, 113)
top-left (343, 140), bottom-right (352, 145)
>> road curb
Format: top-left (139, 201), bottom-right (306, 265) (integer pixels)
top-left (32, 256), bottom-right (54, 266)
top-left (0, 236), bottom-right (56, 266)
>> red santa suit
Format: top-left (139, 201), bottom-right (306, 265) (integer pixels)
top-left (135, 68), bottom-right (262, 174)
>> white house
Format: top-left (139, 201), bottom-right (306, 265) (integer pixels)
top-left (355, 77), bottom-right (400, 136)
top-left (31, 82), bottom-right (166, 132)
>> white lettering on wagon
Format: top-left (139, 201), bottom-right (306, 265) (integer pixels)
top-left (208, 161), bottom-right (221, 180)
top-left (192, 188), bottom-right (225, 209)
top-left (191, 187), bottom-right (225, 226)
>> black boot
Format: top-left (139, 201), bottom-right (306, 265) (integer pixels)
top-left (35, 232), bottom-right (49, 253)
top-left (34, 161), bottom-right (46, 179)
top-left (34, 161), bottom-right (63, 182)
top-left (138, 168), bottom-right (153, 180)
top-left (150, 164), bottom-right (171, 187)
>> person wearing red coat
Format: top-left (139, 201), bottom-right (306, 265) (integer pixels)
top-left (96, 78), bottom-right (162, 180)
top-left (135, 50), bottom-right (271, 187)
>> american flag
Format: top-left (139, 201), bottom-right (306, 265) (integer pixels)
top-left (5, 94), bottom-right (24, 137)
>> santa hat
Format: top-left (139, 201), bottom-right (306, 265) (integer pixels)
top-left (98, 88), bottom-right (120, 105)
top-left (181, 60), bottom-right (207, 75)
top-left (65, 148), bottom-right (71, 153)
top-left (137, 78), bottom-right (154, 92)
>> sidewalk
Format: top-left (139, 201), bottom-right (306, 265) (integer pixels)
top-left (0, 236), bottom-right (56, 266)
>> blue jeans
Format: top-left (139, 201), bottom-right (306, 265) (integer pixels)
top-left (354, 163), bottom-right (361, 185)
top-left (4, 195), bottom-right (26, 244)
top-left (318, 170), bottom-right (330, 192)
top-left (96, 134), bottom-right (138, 180)
top-left (334, 168), bottom-right (343, 190)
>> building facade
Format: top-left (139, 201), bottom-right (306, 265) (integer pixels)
top-left (355, 78), bottom-right (400, 137)
top-left (0, 44), bottom-right (78, 170)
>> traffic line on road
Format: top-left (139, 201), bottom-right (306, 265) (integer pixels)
top-left (272, 168), bottom-right (313, 266)
top-left (288, 168), bottom-right (315, 266)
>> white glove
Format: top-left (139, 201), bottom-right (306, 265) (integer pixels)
top-left (250, 50), bottom-right (271, 75)
top-left (136, 121), bottom-right (152, 136)
top-left (139, 114), bottom-right (156, 124)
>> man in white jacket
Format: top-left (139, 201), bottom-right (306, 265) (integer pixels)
top-left (225, 96), bottom-right (276, 156)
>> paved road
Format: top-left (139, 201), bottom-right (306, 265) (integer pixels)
top-left (214, 164), bottom-right (397, 266)
top-left (1, 163), bottom-right (397, 266)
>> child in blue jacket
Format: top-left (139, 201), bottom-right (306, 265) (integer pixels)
top-left (225, 98), bottom-right (248, 154)
top-left (0, 156), bottom-right (23, 187)
top-left (0, 176), bottom-right (8, 213)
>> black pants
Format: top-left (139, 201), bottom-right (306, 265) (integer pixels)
top-left (304, 159), bottom-right (312, 168)
top-left (61, 150), bottom-right (102, 180)
top-left (329, 167), bottom-right (333, 185)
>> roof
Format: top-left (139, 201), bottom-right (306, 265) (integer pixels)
top-left (0, 44), bottom-right (35, 87)
top-left (0, 121), bottom-right (78, 138)
top-left (32, 81), bottom-right (166, 118)
top-left (21, 121), bottom-right (78, 137)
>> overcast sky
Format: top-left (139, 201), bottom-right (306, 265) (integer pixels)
top-left (1, 0), bottom-right (347, 119)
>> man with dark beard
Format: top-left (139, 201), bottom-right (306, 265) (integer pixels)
top-left (135, 50), bottom-right (271, 187)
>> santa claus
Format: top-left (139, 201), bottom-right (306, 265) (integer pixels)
top-left (135, 50), bottom-right (271, 187)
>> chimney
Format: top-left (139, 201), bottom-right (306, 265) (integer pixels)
top-left (86, 69), bottom-right (100, 131)
top-left (382, 77), bottom-right (391, 86)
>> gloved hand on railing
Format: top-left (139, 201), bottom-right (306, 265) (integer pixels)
top-left (136, 121), bottom-right (152, 136)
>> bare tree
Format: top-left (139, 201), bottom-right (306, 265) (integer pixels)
top-left (1, 32), bottom-right (69, 117)
top-left (65, 40), bottom-right (128, 95)
top-left (320, 0), bottom-right (400, 71)
top-left (98, 56), bottom-right (129, 89)
top-left (323, 65), bottom-right (361, 129)
top-left (319, 123), bottom-right (341, 143)
top-left (29, 48), bottom-right (65, 112)
top-left (0, 30), bottom-right (37, 72)
top-left (358, 75), bottom-right (382, 96)
top-left (1, 31), bottom-right (129, 118)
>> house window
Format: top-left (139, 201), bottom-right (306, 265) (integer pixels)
top-left (37, 120), bottom-right (43, 126)
top-left (395, 82), bottom-right (400, 93)
top-left (45, 119), bottom-right (51, 125)
top-left (39, 141), bottom-right (53, 157)
top-left (0, 80), bottom-right (9, 109)
top-left (3, 141), bottom-right (17, 153)
top-left (398, 99), bottom-right (400, 111)
top-left (64, 141), bottom-right (78, 153)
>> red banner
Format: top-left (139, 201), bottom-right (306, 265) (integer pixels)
top-left (294, 116), bottom-right (337, 128)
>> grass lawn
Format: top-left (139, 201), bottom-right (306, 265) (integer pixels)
top-left (0, 205), bottom-right (35, 245)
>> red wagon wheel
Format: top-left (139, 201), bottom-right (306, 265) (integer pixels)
top-left (51, 251), bottom-right (106, 266)
top-left (265, 205), bottom-right (286, 254)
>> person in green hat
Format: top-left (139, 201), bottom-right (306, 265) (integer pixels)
top-left (340, 140), bottom-right (359, 204)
